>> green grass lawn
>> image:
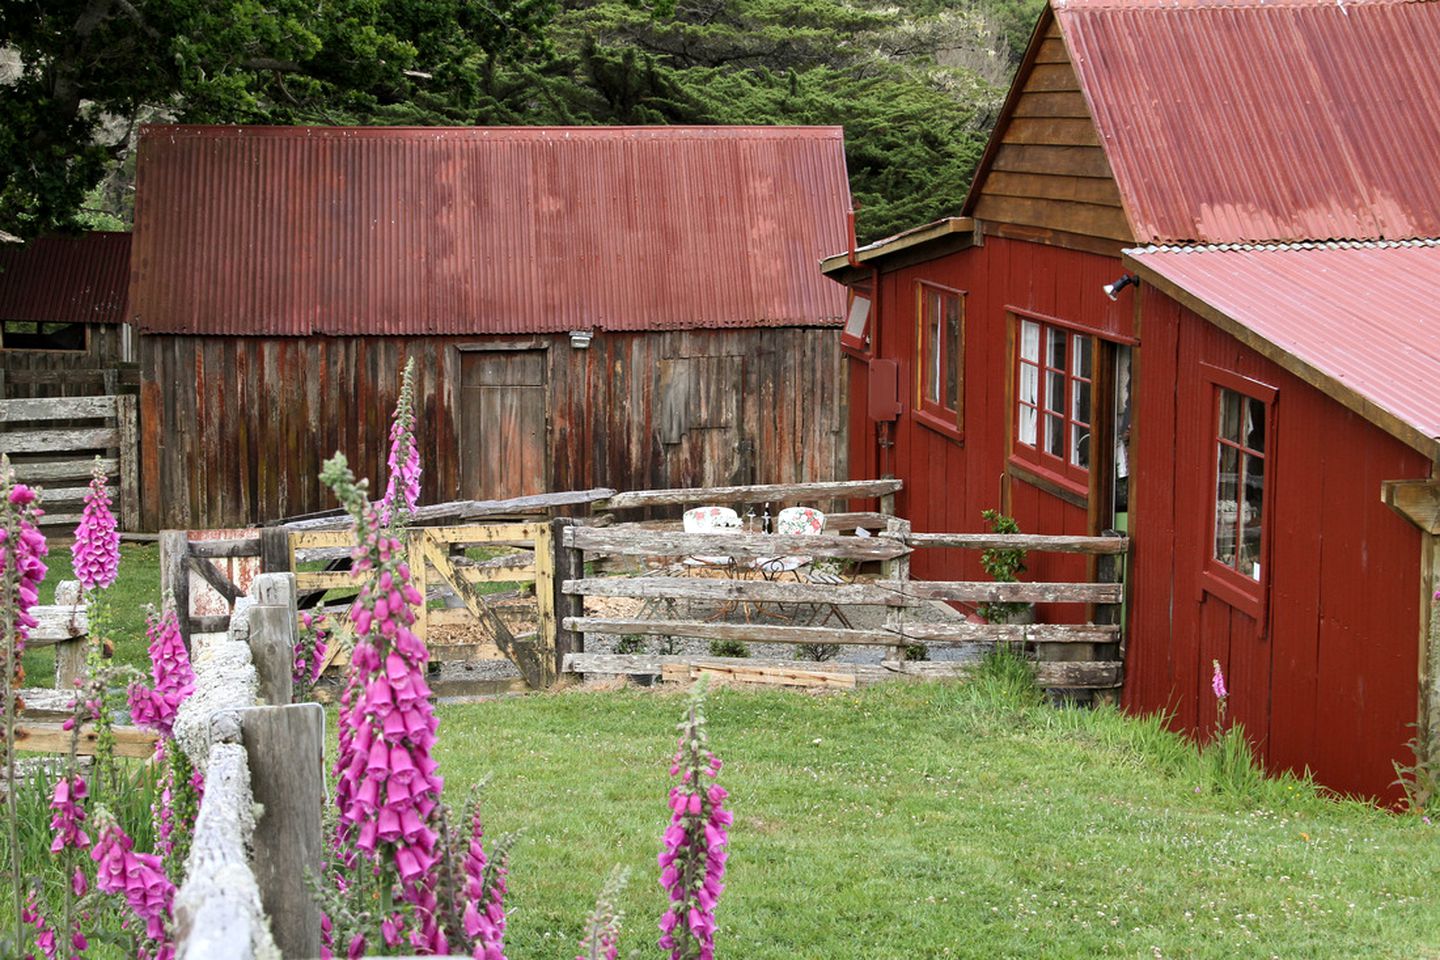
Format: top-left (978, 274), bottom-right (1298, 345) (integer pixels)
top-left (22, 542), bottom-right (161, 683)
top-left (434, 671), bottom-right (1439, 960)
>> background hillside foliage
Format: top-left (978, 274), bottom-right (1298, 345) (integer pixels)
top-left (2, 0), bottom-right (1042, 243)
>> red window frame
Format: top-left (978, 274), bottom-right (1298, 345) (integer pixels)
top-left (1200, 364), bottom-right (1277, 619)
top-left (914, 281), bottom-right (965, 440)
top-left (1010, 313), bottom-right (1093, 493)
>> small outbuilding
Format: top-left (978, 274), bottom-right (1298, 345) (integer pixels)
top-left (822, 0), bottom-right (1440, 800)
top-left (130, 125), bottom-right (853, 529)
top-left (0, 232), bottom-right (138, 395)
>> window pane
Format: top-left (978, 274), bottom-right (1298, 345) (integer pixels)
top-left (1019, 403), bottom-right (1037, 445)
top-left (1071, 423), bottom-right (1090, 468)
top-left (1241, 452), bottom-right (1265, 580)
top-left (1072, 379), bottom-right (1091, 427)
top-left (1045, 413), bottom-right (1064, 456)
top-left (1219, 389), bottom-right (1243, 444)
top-left (1214, 443), bottom-right (1240, 566)
top-left (1045, 371), bottom-right (1065, 413)
top-left (844, 295), bottom-right (870, 340)
top-left (925, 295), bottom-right (942, 403)
top-left (1019, 362), bottom-right (1038, 406)
top-left (1021, 320), bottom-right (1040, 362)
top-left (944, 296), bottom-right (961, 412)
top-left (1047, 328), bottom-right (1067, 370)
top-left (1245, 396), bottom-right (1266, 453)
top-left (1073, 335), bottom-right (1092, 380)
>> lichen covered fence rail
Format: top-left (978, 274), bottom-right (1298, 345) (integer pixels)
top-left (171, 572), bottom-right (322, 960)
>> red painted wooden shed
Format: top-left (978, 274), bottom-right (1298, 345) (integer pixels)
top-left (822, 0), bottom-right (1440, 801)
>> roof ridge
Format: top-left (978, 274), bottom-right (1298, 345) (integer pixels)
top-left (1126, 238), bottom-right (1440, 254)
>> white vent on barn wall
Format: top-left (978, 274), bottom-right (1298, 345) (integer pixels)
top-left (569, 330), bottom-right (593, 348)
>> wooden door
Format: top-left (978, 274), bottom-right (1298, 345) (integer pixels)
top-left (460, 351), bottom-right (548, 500)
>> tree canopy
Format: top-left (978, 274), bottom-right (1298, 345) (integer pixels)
top-left (0, 0), bottom-right (1042, 242)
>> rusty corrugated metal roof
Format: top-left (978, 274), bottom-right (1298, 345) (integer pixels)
top-left (0, 233), bottom-right (131, 325)
top-left (1047, 0), bottom-right (1440, 244)
top-left (131, 125), bottom-right (851, 336)
top-left (1126, 240), bottom-right (1440, 456)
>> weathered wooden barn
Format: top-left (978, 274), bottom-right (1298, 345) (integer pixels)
top-left (0, 232), bottom-right (138, 396)
top-left (129, 125), bottom-right (852, 530)
top-left (822, 0), bottom-right (1440, 800)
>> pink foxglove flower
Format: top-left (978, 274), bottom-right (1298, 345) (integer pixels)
top-left (1211, 660), bottom-right (1228, 700)
top-left (1, 477), bottom-right (49, 689)
top-left (70, 459), bottom-right (120, 591)
top-left (128, 605), bottom-right (195, 738)
top-left (658, 685), bottom-right (731, 960)
top-left (378, 358), bottom-right (422, 527)
top-left (49, 773), bottom-right (90, 853)
top-left (461, 801), bottom-right (509, 960)
top-left (576, 868), bottom-right (629, 960)
top-left (296, 609), bottom-right (331, 690)
top-left (91, 819), bottom-right (175, 951)
top-left (321, 453), bottom-right (441, 916)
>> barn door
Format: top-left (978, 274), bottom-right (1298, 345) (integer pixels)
top-left (460, 351), bottom-right (548, 500)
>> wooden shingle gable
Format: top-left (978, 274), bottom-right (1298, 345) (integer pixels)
top-left (963, 8), bottom-right (1134, 254)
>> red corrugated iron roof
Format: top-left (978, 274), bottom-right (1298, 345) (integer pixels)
top-left (130, 125), bottom-right (851, 336)
top-left (962, 0), bottom-right (1440, 245)
top-left (0, 233), bottom-right (131, 325)
top-left (1125, 240), bottom-right (1440, 457)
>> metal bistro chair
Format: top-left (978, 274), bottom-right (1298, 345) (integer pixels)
top-left (680, 506), bottom-right (744, 620)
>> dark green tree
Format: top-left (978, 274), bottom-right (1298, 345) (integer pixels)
top-left (0, 0), bottom-right (556, 237)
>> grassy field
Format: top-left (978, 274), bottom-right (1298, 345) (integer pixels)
top-left (15, 545), bottom-right (1440, 958)
top-left (22, 542), bottom-right (162, 682)
top-left (434, 669), bottom-right (1439, 960)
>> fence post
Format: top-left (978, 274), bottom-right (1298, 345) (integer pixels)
top-left (159, 529), bottom-right (193, 652)
top-left (532, 521), bottom-right (557, 687)
top-left (259, 526), bottom-right (293, 574)
top-left (115, 394), bottom-right (139, 532)
top-left (52, 581), bottom-right (87, 689)
top-left (248, 573), bottom-right (297, 707)
top-left (551, 517), bottom-right (583, 678)
top-left (883, 518), bottom-right (911, 662)
top-left (1091, 529), bottom-right (1126, 705)
top-left (239, 702), bottom-right (325, 960)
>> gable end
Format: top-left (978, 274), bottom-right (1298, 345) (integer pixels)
top-left (965, 11), bottom-right (1134, 251)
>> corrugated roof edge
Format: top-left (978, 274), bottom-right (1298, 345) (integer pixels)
top-left (819, 218), bottom-right (976, 278)
top-left (140, 124), bottom-right (846, 141)
top-left (1124, 241), bottom-right (1440, 461)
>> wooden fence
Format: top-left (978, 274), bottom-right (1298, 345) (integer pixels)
top-left (0, 394), bottom-right (139, 530)
top-left (171, 572), bottom-right (322, 960)
top-left (560, 520), bottom-right (1127, 692)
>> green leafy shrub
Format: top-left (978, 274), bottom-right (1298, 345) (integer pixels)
top-left (978, 508), bottom-right (1028, 624)
top-left (708, 639), bottom-right (750, 658)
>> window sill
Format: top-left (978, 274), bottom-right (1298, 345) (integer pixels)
top-left (913, 408), bottom-right (964, 445)
top-left (841, 339), bottom-right (871, 361)
top-left (1199, 565), bottom-right (1266, 622)
top-left (1006, 457), bottom-right (1088, 509)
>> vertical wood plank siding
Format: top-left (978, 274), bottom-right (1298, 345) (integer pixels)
top-left (140, 328), bottom-right (846, 529)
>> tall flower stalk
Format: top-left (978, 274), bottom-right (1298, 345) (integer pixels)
top-left (658, 682), bottom-right (732, 960)
top-left (1, 464), bottom-right (48, 937)
top-left (127, 604), bottom-right (195, 739)
top-left (577, 867), bottom-right (629, 960)
top-left (379, 358), bottom-right (422, 527)
top-left (71, 457), bottom-right (119, 593)
top-left (322, 452), bottom-right (442, 942)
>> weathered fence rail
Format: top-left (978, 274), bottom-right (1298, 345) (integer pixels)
top-left (0, 394), bottom-right (139, 529)
top-left (172, 572), bottom-right (319, 960)
top-left (559, 508), bottom-right (1128, 692)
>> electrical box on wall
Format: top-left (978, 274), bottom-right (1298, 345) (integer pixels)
top-left (867, 358), bottom-right (902, 421)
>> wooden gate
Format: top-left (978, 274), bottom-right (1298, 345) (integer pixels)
top-left (289, 521), bottom-right (567, 690)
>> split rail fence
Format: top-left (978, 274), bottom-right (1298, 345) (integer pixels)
top-left (0, 394), bottom-right (139, 530)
